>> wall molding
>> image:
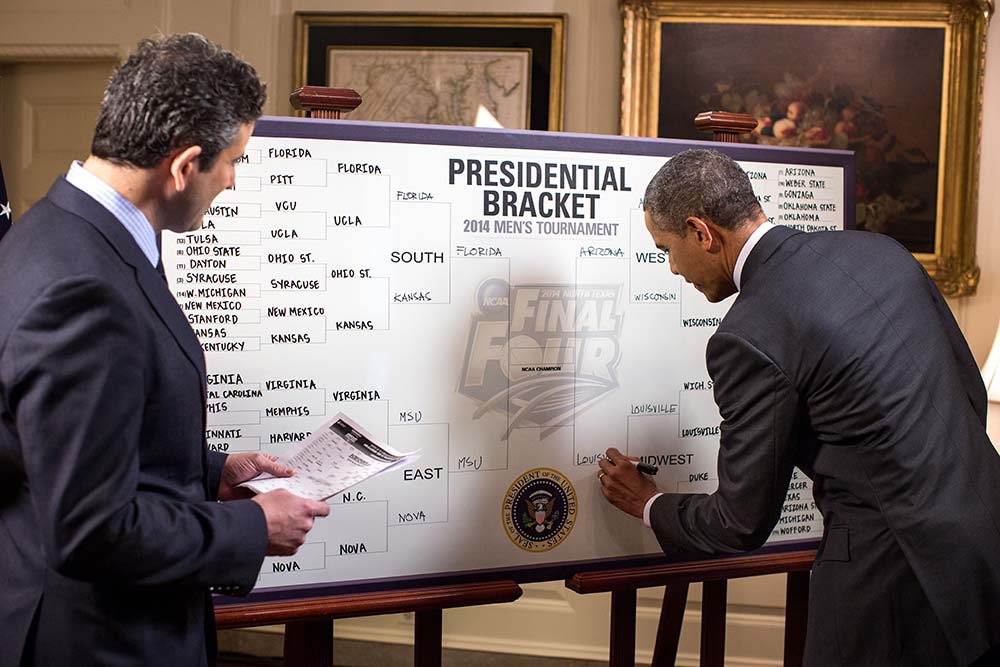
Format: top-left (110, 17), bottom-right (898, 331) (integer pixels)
top-left (0, 44), bottom-right (119, 62)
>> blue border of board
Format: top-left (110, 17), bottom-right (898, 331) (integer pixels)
top-left (216, 116), bottom-right (854, 604)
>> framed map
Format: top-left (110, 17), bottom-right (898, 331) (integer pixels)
top-left (295, 13), bottom-right (565, 131)
top-left (327, 48), bottom-right (530, 128)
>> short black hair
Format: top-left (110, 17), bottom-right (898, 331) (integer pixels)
top-left (644, 149), bottom-right (763, 235)
top-left (91, 33), bottom-right (266, 169)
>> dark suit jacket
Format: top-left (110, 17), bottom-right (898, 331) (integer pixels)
top-left (0, 178), bottom-right (268, 666)
top-left (649, 226), bottom-right (1000, 666)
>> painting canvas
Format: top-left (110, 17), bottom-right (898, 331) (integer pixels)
top-left (658, 22), bottom-right (945, 254)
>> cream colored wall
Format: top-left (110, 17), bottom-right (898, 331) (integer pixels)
top-left (952, 15), bottom-right (1000, 363)
top-left (1, 1), bottom-right (997, 664)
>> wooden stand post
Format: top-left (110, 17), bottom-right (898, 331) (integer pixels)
top-left (414, 609), bottom-right (443, 667)
top-left (283, 620), bottom-right (333, 667)
top-left (783, 570), bottom-right (811, 667)
top-left (216, 581), bottom-right (522, 667)
top-left (289, 86), bottom-right (362, 119)
top-left (610, 589), bottom-right (638, 667)
top-left (700, 580), bottom-right (728, 667)
top-left (652, 582), bottom-right (689, 665)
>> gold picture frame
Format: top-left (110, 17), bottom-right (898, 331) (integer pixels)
top-left (294, 13), bottom-right (566, 131)
top-left (621, 0), bottom-right (993, 296)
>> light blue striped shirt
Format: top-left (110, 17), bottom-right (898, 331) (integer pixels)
top-left (66, 161), bottom-right (159, 267)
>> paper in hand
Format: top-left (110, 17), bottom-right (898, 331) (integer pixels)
top-left (240, 413), bottom-right (419, 500)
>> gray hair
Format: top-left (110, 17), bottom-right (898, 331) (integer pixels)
top-left (643, 149), bottom-right (762, 235)
top-left (91, 33), bottom-right (266, 169)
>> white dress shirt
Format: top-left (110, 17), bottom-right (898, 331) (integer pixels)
top-left (66, 161), bottom-right (159, 267)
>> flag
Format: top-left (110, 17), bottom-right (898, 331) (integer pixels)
top-left (0, 160), bottom-right (10, 242)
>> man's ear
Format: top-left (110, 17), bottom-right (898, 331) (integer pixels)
top-left (167, 145), bottom-right (203, 192)
top-left (685, 216), bottom-right (716, 251)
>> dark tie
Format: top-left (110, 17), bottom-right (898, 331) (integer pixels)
top-left (155, 258), bottom-right (167, 282)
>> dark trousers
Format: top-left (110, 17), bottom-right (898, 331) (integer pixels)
top-left (971, 645), bottom-right (1000, 666)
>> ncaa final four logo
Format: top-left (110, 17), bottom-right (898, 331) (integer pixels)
top-left (458, 278), bottom-right (623, 439)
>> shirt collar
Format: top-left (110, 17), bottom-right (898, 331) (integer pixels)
top-left (65, 161), bottom-right (160, 267)
top-left (733, 220), bottom-right (775, 291)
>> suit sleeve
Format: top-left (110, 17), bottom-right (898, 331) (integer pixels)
top-left (207, 450), bottom-right (228, 502)
top-left (923, 270), bottom-right (988, 426)
top-left (2, 276), bottom-right (267, 592)
top-left (649, 332), bottom-right (800, 555)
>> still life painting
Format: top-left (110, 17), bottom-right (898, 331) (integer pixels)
top-left (657, 22), bottom-right (945, 254)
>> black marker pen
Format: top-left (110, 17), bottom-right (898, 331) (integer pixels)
top-left (636, 462), bottom-right (658, 475)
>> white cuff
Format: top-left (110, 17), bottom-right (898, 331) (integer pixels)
top-left (643, 492), bottom-right (664, 528)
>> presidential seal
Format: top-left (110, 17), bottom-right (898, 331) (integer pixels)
top-left (502, 468), bottom-right (577, 552)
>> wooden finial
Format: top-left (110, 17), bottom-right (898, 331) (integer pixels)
top-left (289, 86), bottom-right (362, 119)
top-left (694, 111), bottom-right (757, 143)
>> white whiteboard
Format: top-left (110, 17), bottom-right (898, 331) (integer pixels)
top-left (162, 118), bottom-right (851, 598)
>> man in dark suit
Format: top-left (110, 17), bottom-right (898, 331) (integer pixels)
top-left (0, 34), bottom-right (329, 667)
top-left (599, 149), bottom-right (1000, 665)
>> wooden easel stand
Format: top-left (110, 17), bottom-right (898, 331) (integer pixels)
top-left (219, 100), bottom-right (815, 667)
top-left (216, 580), bottom-right (522, 667)
top-left (567, 549), bottom-right (816, 667)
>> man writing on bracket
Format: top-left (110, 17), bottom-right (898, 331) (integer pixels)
top-left (599, 149), bottom-right (1000, 666)
top-left (0, 34), bottom-right (329, 667)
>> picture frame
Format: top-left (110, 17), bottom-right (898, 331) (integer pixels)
top-left (620, 0), bottom-right (992, 296)
top-left (294, 13), bottom-right (566, 131)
